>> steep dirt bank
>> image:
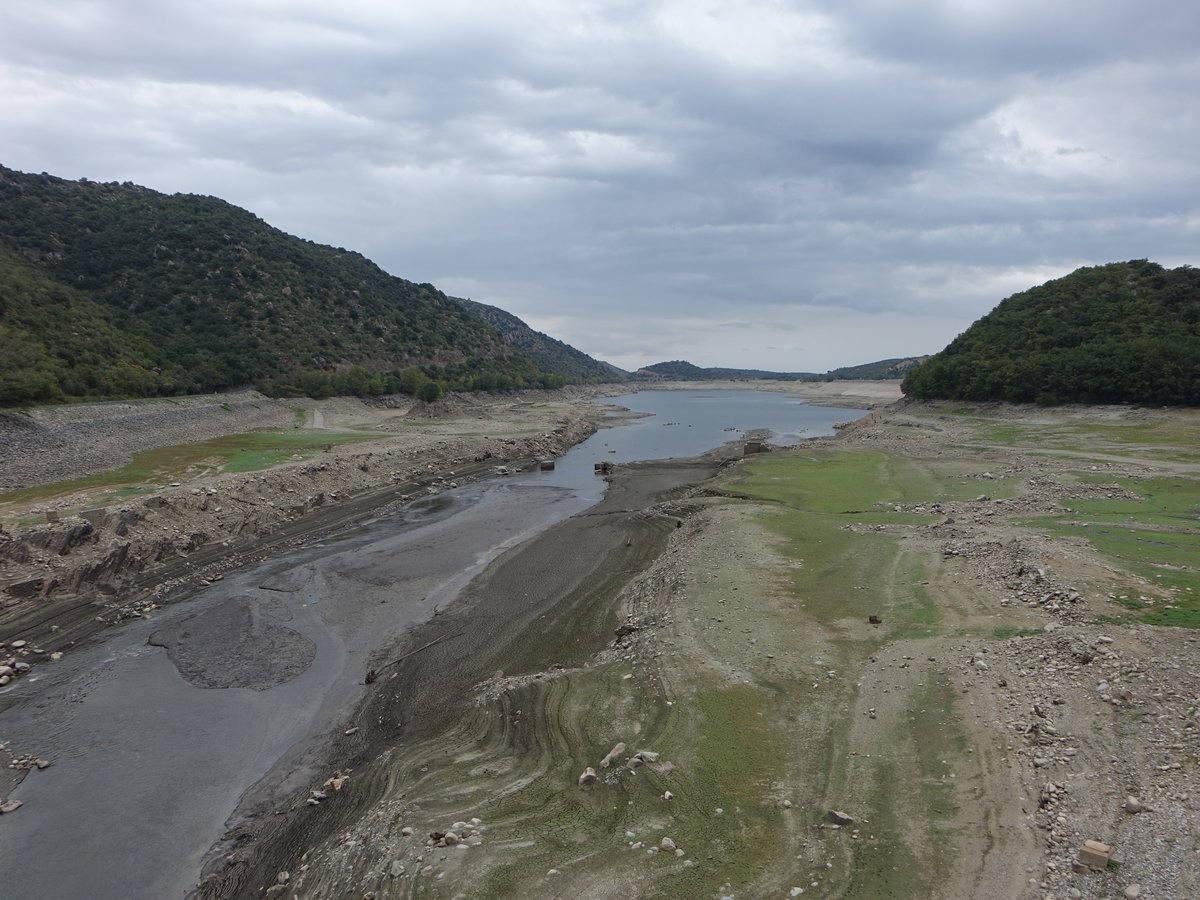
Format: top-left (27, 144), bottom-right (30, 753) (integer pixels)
top-left (0, 389), bottom-right (623, 654)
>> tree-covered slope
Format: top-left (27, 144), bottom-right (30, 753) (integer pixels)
top-left (0, 243), bottom-right (180, 404)
top-left (451, 296), bottom-right (623, 383)
top-left (634, 360), bottom-right (814, 380)
top-left (0, 165), bottom-right (617, 404)
top-left (810, 356), bottom-right (929, 381)
top-left (901, 260), bottom-right (1200, 405)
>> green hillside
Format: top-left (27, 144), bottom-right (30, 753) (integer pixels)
top-left (635, 360), bottom-right (814, 380)
top-left (0, 165), bottom-right (616, 405)
top-left (902, 260), bottom-right (1200, 405)
top-left (451, 296), bottom-right (623, 383)
top-left (0, 243), bottom-right (179, 404)
top-left (810, 356), bottom-right (929, 382)
top-left (634, 358), bottom-right (916, 382)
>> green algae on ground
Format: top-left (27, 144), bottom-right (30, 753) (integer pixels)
top-left (0, 429), bottom-right (380, 509)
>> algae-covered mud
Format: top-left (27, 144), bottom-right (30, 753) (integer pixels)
top-left (203, 400), bottom-right (1200, 900)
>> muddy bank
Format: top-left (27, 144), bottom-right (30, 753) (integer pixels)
top-left (0, 476), bottom-right (596, 900)
top-left (189, 453), bottom-right (727, 899)
top-left (0, 393), bottom-right (611, 650)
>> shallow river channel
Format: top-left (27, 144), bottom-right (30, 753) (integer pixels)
top-left (0, 390), bottom-right (858, 899)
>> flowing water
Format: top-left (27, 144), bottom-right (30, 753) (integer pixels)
top-left (0, 390), bottom-right (859, 899)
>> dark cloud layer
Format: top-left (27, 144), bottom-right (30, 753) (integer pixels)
top-left (3, 1), bottom-right (1197, 371)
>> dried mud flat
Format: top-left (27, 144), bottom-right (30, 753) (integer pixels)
top-left (4, 385), bottom-right (1200, 900)
top-left (186, 397), bottom-right (1198, 900)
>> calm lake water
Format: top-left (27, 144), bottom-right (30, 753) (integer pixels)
top-left (0, 390), bottom-right (860, 899)
top-left (531, 388), bottom-right (856, 499)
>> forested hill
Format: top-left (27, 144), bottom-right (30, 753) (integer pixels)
top-left (0, 165), bottom-right (618, 405)
top-left (451, 296), bottom-right (621, 382)
top-left (633, 358), bottom-right (918, 381)
top-left (634, 360), bottom-right (814, 380)
top-left (901, 260), bottom-right (1200, 405)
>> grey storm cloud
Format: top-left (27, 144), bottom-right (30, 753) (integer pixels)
top-left (2, 0), bottom-right (1198, 371)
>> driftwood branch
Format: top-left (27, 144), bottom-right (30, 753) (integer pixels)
top-left (364, 630), bottom-right (465, 683)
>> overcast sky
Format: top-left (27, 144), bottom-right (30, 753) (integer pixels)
top-left (2, 1), bottom-right (1198, 372)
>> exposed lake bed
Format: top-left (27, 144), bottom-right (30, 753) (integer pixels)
top-left (6, 383), bottom-right (1198, 900)
top-left (0, 385), bottom-right (867, 899)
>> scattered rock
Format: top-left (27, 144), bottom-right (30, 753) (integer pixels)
top-left (578, 767), bottom-right (597, 785)
top-left (599, 742), bottom-right (626, 768)
top-left (827, 809), bottom-right (854, 826)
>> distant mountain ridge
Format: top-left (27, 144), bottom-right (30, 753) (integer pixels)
top-left (902, 260), bottom-right (1200, 405)
top-left (632, 357), bottom-right (920, 382)
top-left (450, 297), bottom-right (621, 383)
top-left (0, 165), bottom-right (620, 405)
top-left (632, 360), bottom-right (815, 381)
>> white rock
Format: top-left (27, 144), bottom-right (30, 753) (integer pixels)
top-left (660, 837), bottom-right (677, 851)
top-left (599, 742), bottom-right (627, 768)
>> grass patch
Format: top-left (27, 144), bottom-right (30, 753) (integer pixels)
top-left (723, 449), bottom-right (994, 641)
top-left (0, 429), bottom-right (379, 507)
top-left (1014, 473), bottom-right (1200, 626)
top-left (838, 674), bottom-right (966, 900)
top-left (992, 626), bottom-right (1044, 639)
